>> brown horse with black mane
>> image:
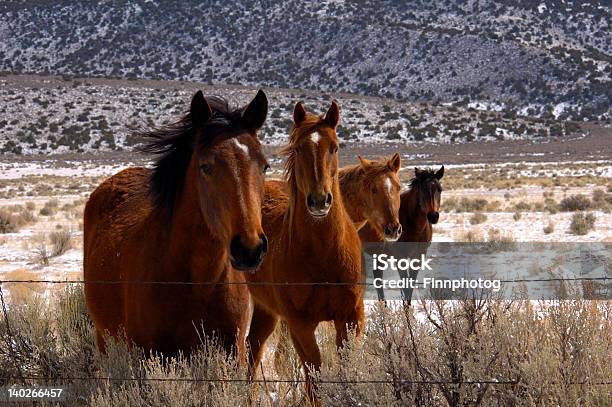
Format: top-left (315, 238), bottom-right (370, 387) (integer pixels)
top-left (84, 90), bottom-right (269, 359)
top-left (361, 165), bottom-right (444, 302)
top-left (246, 101), bottom-right (364, 403)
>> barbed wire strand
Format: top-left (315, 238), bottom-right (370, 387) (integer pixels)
top-left (0, 375), bottom-right (611, 386)
top-left (0, 276), bottom-right (608, 286)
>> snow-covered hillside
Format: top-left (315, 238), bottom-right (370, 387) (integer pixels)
top-left (0, 0), bottom-right (609, 121)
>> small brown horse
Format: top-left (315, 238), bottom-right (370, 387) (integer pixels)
top-left (84, 90), bottom-right (269, 359)
top-left (340, 154), bottom-right (402, 240)
top-left (361, 166), bottom-right (444, 301)
top-left (246, 101), bottom-right (364, 403)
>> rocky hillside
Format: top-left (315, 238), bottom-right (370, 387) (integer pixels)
top-left (2, 75), bottom-right (583, 154)
top-left (0, 0), bottom-right (609, 121)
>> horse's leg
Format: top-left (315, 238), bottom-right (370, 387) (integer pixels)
top-left (373, 266), bottom-right (386, 302)
top-left (398, 268), bottom-right (414, 305)
top-left (95, 330), bottom-right (107, 353)
top-left (334, 302), bottom-right (365, 350)
top-left (246, 305), bottom-right (278, 379)
top-left (288, 321), bottom-right (321, 406)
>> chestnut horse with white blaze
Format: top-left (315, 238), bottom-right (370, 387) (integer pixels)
top-left (272, 153), bottom-right (403, 373)
top-left (83, 90), bottom-right (269, 359)
top-left (246, 101), bottom-right (364, 404)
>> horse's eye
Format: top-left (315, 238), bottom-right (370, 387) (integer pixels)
top-left (295, 147), bottom-right (301, 154)
top-left (263, 164), bottom-right (270, 174)
top-left (200, 164), bottom-right (212, 175)
top-left (331, 146), bottom-right (338, 154)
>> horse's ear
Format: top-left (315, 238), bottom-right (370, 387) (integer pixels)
top-left (190, 90), bottom-right (212, 127)
top-left (435, 165), bottom-right (445, 179)
top-left (358, 155), bottom-right (372, 168)
top-left (242, 89), bottom-right (268, 131)
top-left (414, 167), bottom-right (421, 177)
top-left (324, 100), bottom-right (340, 128)
top-left (388, 153), bottom-right (401, 173)
top-left (293, 101), bottom-right (307, 125)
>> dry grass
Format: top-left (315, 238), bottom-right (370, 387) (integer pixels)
top-left (569, 212), bottom-right (596, 236)
top-left (0, 287), bottom-right (610, 406)
top-left (50, 230), bottom-right (73, 257)
top-left (318, 300), bottom-right (612, 406)
top-left (469, 212), bottom-right (487, 225)
top-left (454, 229), bottom-right (485, 243)
top-left (2, 269), bottom-right (46, 303)
top-left (0, 206), bottom-right (36, 233)
top-left (32, 241), bottom-right (50, 267)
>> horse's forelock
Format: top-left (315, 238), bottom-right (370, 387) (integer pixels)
top-left (140, 95), bottom-right (256, 219)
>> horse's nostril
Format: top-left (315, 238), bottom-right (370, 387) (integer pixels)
top-left (307, 193), bottom-right (315, 208)
top-left (325, 192), bottom-right (333, 207)
top-left (397, 224), bottom-right (402, 236)
top-left (260, 234), bottom-right (268, 255)
top-left (384, 225), bottom-right (392, 236)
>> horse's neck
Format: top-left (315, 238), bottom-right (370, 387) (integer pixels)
top-left (167, 169), bottom-right (227, 282)
top-left (339, 171), bottom-right (367, 225)
top-left (402, 188), bottom-right (429, 236)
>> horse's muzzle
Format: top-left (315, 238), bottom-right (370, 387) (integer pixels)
top-left (230, 234), bottom-right (268, 272)
top-left (306, 192), bottom-right (332, 218)
top-left (427, 212), bottom-right (439, 224)
top-left (383, 223), bottom-right (402, 242)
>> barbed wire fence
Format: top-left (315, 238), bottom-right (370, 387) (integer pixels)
top-left (0, 276), bottom-right (610, 387)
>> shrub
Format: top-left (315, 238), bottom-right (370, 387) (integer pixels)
top-left (569, 212), bottom-right (596, 235)
top-left (483, 228), bottom-right (517, 251)
top-left (455, 229), bottom-right (484, 242)
top-left (0, 209), bottom-right (17, 233)
top-left (0, 208), bottom-right (35, 233)
top-left (1, 289), bottom-right (610, 406)
top-left (513, 211), bottom-right (522, 221)
top-left (317, 299), bottom-right (612, 406)
top-left (560, 194), bottom-right (591, 211)
top-left (0, 287), bottom-right (254, 406)
top-left (33, 242), bottom-right (50, 267)
top-left (458, 197), bottom-right (488, 212)
top-left (543, 221), bottom-right (555, 234)
top-left (469, 212), bottom-right (487, 225)
top-left (50, 230), bottom-right (72, 257)
top-left (513, 200), bottom-right (531, 211)
top-left (39, 199), bottom-right (60, 216)
top-left (544, 198), bottom-right (560, 214)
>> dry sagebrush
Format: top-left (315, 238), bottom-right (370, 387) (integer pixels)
top-left (0, 287), bottom-right (610, 406)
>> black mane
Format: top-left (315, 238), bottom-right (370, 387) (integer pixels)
top-left (138, 96), bottom-right (248, 219)
top-left (409, 168), bottom-right (439, 189)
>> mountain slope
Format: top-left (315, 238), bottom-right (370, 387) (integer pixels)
top-left (0, 0), bottom-right (609, 121)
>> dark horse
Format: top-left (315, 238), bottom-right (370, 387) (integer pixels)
top-left (361, 166), bottom-right (444, 302)
top-left (84, 90), bottom-right (269, 360)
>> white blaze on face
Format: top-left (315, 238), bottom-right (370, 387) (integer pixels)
top-left (385, 176), bottom-right (393, 196)
top-left (229, 138), bottom-right (249, 216)
top-left (310, 132), bottom-right (320, 145)
top-left (232, 138), bottom-right (250, 156)
top-left (310, 132), bottom-right (320, 181)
